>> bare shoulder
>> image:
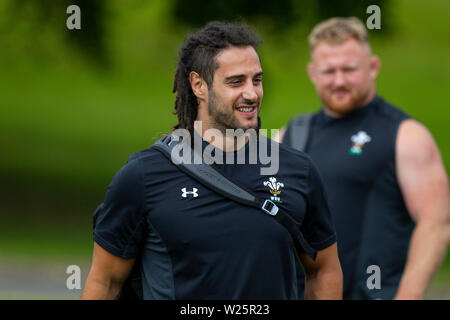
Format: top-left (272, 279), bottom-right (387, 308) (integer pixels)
top-left (396, 119), bottom-right (448, 221)
top-left (396, 119), bottom-right (441, 164)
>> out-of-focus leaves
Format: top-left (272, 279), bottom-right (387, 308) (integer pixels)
top-left (3, 0), bottom-right (109, 67)
top-left (172, 0), bottom-right (391, 33)
top-left (172, 0), bottom-right (297, 30)
top-left (64, 0), bottom-right (110, 67)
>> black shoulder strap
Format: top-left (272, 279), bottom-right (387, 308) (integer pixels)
top-left (152, 134), bottom-right (317, 260)
top-left (286, 113), bottom-right (314, 152)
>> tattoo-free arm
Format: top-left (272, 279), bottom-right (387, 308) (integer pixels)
top-left (394, 119), bottom-right (450, 299)
top-left (298, 242), bottom-right (343, 299)
top-left (81, 242), bottom-right (136, 300)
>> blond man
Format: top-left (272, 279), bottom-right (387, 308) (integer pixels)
top-left (278, 17), bottom-right (449, 299)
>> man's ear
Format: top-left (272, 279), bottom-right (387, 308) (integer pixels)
top-left (306, 62), bottom-right (316, 85)
top-left (190, 71), bottom-right (207, 101)
top-left (369, 55), bottom-right (381, 80)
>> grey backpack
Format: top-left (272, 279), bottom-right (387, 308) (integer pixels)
top-left (283, 113), bottom-right (314, 152)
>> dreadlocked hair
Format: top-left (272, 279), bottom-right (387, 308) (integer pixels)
top-left (172, 21), bottom-right (262, 133)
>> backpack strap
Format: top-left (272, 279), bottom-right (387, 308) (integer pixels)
top-left (152, 134), bottom-right (317, 260)
top-left (285, 113), bottom-right (314, 152)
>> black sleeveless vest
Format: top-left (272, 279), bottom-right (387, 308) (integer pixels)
top-left (284, 95), bottom-right (415, 299)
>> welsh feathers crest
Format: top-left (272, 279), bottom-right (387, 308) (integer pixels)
top-left (349, 131), bottom-right (371, 155)
top-left (263, 177), bottom-right (285, 203)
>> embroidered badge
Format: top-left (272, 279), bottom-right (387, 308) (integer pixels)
top-left (263, 177), bottom-right (285, 203)
top-left (349, 131), bottom-right (371, 155)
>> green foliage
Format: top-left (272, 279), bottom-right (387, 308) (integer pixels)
top-left (64, 0), bottom-right (110, 66)
top-left (171, 0), bottom-right (390, 32)
top-left (314, 0), bottom-right (390, 29)
top-left (0, 0), bottom-right (109, 66)
top-left (1, 0), bottom-right (449, 213)
top-left (172, 0), bottom-right (296, 29)
top-left (1, 0), bottom-right (448, 206)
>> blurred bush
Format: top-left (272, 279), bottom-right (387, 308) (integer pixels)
top-left (0, 0), bottom-right (448, 232)
top-left (172, 0), bottom-right (390, 32)
top-left (1, 0), bottom-right (109, 66)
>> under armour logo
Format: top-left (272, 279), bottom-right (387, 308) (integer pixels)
top-left (181, 187), bottom-right (198, 198)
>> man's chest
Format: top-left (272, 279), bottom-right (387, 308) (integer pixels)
top-left (307, 121), bottom-right (395, 185)
top-left (142, 165), bottom-right (309, 250)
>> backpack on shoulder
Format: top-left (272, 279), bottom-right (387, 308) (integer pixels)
top-left (283, 112), bottom-right (314, 152)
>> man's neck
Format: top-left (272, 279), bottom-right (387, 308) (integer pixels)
top-left (193, 120), bottom-right (249, 152)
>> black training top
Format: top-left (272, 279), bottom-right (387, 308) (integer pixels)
top-left (94, 135), bottom-right (336, 299)
top-left (283, 95), bottom-right (415, 299)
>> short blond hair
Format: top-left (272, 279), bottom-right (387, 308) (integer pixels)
top-left (308, 17), bottom-right (370, 53)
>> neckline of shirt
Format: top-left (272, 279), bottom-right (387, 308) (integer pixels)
top-left (192, 129), bottom-right (252, 158)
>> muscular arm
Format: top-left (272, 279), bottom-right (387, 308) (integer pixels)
top-left (394, 119), bottom-right (450, 299)
top-left (81, 242), bottom-right (136, 300)
top-left (298, 243), bottom-right (343, 299)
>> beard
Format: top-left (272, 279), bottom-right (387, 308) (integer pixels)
top-left (208, 89), bottom-right (260, 133)
top-left (319, 85), bottom-right (372, 116)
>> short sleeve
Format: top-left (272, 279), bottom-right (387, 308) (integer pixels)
top-left (94, 157), bottom-right (147, 259)
top-left (300, 158), bottom-right (337, 251)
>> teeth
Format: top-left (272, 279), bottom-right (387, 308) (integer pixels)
top-left (237, 107), bottom-right (254, 112)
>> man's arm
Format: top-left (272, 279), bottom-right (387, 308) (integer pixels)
top-left (394, 119), bottom-right (450, 299)
top-left (298, 242), bottom-right (343, 299)
top-left (81, 242), bottom-right (136, 300)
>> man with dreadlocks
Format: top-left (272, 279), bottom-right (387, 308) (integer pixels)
top-left (82, 21), bottom-right (342, 300)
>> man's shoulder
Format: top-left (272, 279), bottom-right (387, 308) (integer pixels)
top-left (255, 134), bottom-right (312, 165)
top-left (277, 137), bottom-right (314, 169)
top-left (126, 146), bottom-right (161, 164)
top-left (373, 95), bottom-right (411, 123)
top-left (108, 143), bottom-right (175, 191)
top-left (121, 141), bottom-right (172, 174)
top-left (279, 140), bottom-right (310, 159)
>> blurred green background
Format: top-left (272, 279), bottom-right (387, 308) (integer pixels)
top-left (0, 0), bottom-right (449, 299)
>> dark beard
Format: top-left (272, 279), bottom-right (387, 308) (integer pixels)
top-left (208, 89), bottom-right (260, 133)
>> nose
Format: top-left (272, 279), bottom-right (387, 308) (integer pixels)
top-left (334, 70), bottom-right (346, 87)
top-left (242, 80), bottom-right (259, 101)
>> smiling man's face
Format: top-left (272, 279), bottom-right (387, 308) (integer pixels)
top-left (206, 45), bottom-right (263, 132)
top-left (307, 38), bottom-right (380, 117)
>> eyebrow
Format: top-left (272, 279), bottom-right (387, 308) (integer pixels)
top-left (317, 66), bottom-right (331, 72)
top-left (225, 71), bottom-right (264, 81)
top-left (343, 64), bottom-right (358, 69)
top-left (318, 64), bottom-right (358, 72)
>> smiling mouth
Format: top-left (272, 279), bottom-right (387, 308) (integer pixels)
top-left (235, 105), bottom-right (257, 115)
